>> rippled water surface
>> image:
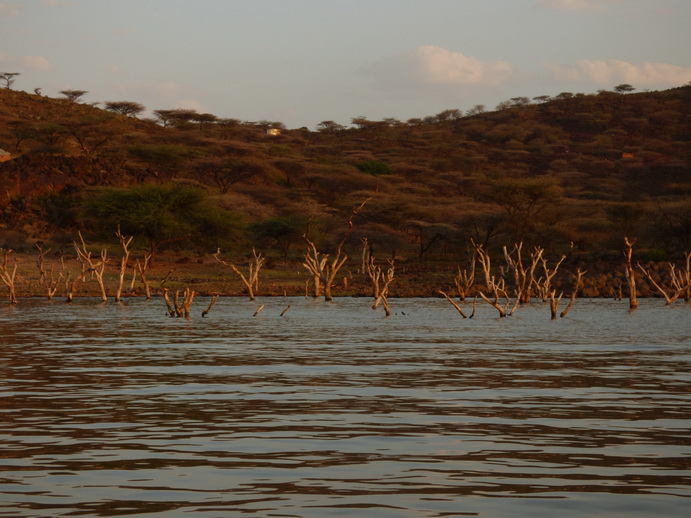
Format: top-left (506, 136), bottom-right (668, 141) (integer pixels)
top-left (1, 297), bottom-right (690, 517)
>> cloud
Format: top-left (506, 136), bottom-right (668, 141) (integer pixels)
top-left (0, 51), bottom-right (51, 71)
top-left (20, 55), bottom-right (51, 70)
top-left (366, 46), bottom-right (512, 90)
top-left (537, 0), bottom-right (625, 10)
top-left (0, 3), bottom-right (21, 17)
top-left (546, 59), bottom-right (691, 87)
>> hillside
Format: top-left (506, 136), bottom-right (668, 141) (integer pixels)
top-left (1, 84), bottom-right (690, 268)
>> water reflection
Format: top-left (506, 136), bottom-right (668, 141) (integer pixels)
top-left (1, 298), bottom-right (690, 517)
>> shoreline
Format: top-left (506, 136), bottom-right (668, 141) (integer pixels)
top-left (1, 250), bottom-right (687, 303)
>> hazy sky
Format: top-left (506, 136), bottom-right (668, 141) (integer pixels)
top-left (1, 0), bottom-right (690, 129)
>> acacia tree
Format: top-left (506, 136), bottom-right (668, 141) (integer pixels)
top-left (80, 183), bottom-right (242, 261)
top-left (316, 120), bottom-right (345, 132)
top-left (60, 90), bottom-right (88, 102)
top-left (153, 109), bottom-right (198, 128)
top-left (105, 101), bottom-right (145, 117)
top-left (404, 220), bottom-right (457, 261)
top-left (62, 115), bottom-right (117, 158)
top-left (614, 84), bottom-right (635, 94)
top-left (486, 177), bottom-right (563, 244)
top-left (0, 72), bottom-right (19, 89)
top-left (192, 156), bottom-right (267, 194)
top-left (251, 215), bottom-right (307, 261)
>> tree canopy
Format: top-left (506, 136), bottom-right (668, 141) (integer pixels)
top-left (80, 183), bottom-right (243, 258)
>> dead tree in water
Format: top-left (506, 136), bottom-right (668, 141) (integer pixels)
top-left (115, 228), bottom-right (133, 302)
top-left (439, 290), bottom-right (477, 319)
top-left (67, 233), bottom-right (108, 303)
top-left (303, 198), bottom-right (369, 301)
top-left (0, 248), bottom-right (18, 304)
top-left (547, 268), bottom-right (586, 320)
top-left (360, 237), bottom-right (372, 275)
top-left (163, 288), bottom-right (195, 317)
top-left (559, 268), bottom-right (587, 318)
top-left (503, 243), bottom-right (539, 303)
top-left (673, 252), bottom-right (691, 302)
top-left (135, 254), bottom-right (153, 299)
top-left (213, 248), bottom-right (265, 301)
top-left (624, 237), bottom-right (638, 309)
top-left (202, 295), bottom-right (220, 317)
top-left (453, 255), bottom-right (475, 301)
top-left (535, 249), bottom-right (567, 302)
top-left (638, 252), bottom-right (691, 305)
top-left (179, 288), bottom-right (195, 317)
top-left (35, 244), bottom-right (62, 300)
top-left (473, 240), bottom-right (517, 317)
top-left (368, 259), bottom-right (395, 316)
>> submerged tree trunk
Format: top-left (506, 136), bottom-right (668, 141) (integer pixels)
top-left (115, 228), bottom-right (133, 302)
top-left (213, 248), bottom-right (265, 301)
top-left (624, 237), bottom-right (637, 310)
top-left (302, 198), bottom-right (369, 302)
top-left (0, 249), bottom-right (18, 305)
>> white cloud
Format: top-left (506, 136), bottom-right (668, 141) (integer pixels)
top-left (546, 59), bottom-right (691, 87)
top-left (20, 55), bottom-right (51, 70)
top-left (0, 3), bottom-right (21, 17)
top-left (366, 46), bottom-right (512, 89)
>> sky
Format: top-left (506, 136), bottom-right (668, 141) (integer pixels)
top-left (1, 0), bottom-right (690, 129)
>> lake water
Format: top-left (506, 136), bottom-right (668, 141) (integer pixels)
top-left (1, 297), bottom-right (690, 517)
